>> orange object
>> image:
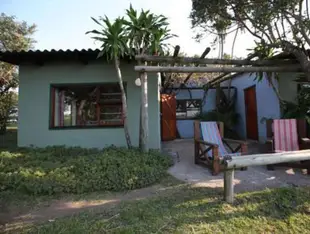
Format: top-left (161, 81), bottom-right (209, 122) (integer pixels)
top-left (160, 94), bottom-right (176, 141)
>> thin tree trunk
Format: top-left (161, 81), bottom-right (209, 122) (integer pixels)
top-left (114, 57), bottom-right (132, 148)
top-left (267, 74), bottom-right (284, 105)
top-left (227, 27), bottom-right (239, 101)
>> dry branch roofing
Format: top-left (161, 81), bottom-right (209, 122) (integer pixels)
top-left (0, 49), bottom-right (134, 65)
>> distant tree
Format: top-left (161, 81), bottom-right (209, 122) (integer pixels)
top-left (190, 0), bottom-right (310, 80)
top-left (0, 13), bottom-right (36, 133)
top-left (1, 91), bottom-right (18, 124)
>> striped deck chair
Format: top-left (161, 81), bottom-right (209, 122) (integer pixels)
top-left (194, 121), bottom-right (248, 175)
top-left (266, 119), bottom-right (310, 173)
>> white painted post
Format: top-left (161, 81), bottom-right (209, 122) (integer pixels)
top-left (224, 169), bottom-right (235, 203)
top-left (141, 71), bottom-right (149, 152)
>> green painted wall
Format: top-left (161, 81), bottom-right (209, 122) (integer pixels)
top-left (278, 73), bottom-right (299, 103)
top-left (18, 61), bottom-right (161, 149)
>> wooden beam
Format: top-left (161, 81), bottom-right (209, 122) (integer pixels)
top-left (140, 71), bottom-right (149, 152)
top-left (211, 72), bottom-right (244, 86)
top-left (225, 150), bottom-right (310, 169)
top-left (172, 45), bottom-right (181, 58)
top-left (223, 150), bottom-right (310, 203)
top-left (183, 47), bottom-right (211, 84)
top-left (135, 55), bottom-right (298, 66)
top-left (163, 45), bottom-right (181, 90)
top-left (208, 53), bottom-right (258, 85)
top-left (135, 65), bottom-right (302, 73)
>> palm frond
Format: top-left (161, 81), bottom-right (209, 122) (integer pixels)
top-left (90, 17), bottom-right (103, 26)
top-left (85, 29), bottom-right (104, 35)
top-left (86, 15), bottom-right (129, 61)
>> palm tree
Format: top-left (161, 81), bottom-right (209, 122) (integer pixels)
top-left (123, 5), bottom-right (177, 151)
top-left (86, 16), bottom-right (132, 148)
top-left (124, 4), bottom-right (176, 55)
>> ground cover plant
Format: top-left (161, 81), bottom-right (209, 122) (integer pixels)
top-left (0, 145), bottom-right (172, 196)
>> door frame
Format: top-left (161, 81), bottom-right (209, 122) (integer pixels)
top-left (160, 94), bottom-right (177, 141)
top-left (244, 85), bottom-right (259, 140)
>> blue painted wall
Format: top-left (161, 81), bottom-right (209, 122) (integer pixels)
top-left (226, 73), bottom-right (281, 142)
top-left (174, 88), bottom-right (216, 138)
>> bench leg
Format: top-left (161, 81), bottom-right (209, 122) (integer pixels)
top-left (212, 147), bottom-right (220, 176)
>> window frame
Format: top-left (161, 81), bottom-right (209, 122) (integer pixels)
top-left (49, 82), bottom-right (126, 130)
top-left (176, 99), bottom-right (202, 120)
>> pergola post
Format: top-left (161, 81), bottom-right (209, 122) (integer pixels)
top-left (140, 71), bottom-right (149, 152)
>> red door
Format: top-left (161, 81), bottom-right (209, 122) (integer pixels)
top-left (244, 86), bottom-right (259, 140)
top-left (160, 94), bottom-right (176, 141)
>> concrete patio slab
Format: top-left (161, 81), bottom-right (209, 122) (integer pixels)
top-left (162, 139), bottom-right (310, 193)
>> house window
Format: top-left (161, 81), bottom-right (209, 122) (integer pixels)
top-left (50, 83), bottom-right (124, 129)
top-left (176, 99), bottom-right (202, 119)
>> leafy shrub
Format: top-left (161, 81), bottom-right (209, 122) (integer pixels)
top-left (0, 146), bottom-right (172, 195)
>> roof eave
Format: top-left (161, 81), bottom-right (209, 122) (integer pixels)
top-left (0, 49), bottom-right (134, 65)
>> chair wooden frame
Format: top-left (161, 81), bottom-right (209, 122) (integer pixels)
top-left (194, 120), bottom-right (248, 175)
top-left (265, 119), bottom-right (310, 174)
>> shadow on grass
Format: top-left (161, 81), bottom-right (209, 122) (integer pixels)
top-left (24, 185), bottom-right (310, 234)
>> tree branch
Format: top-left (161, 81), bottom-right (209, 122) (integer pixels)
top-left (284, 10), bottom-right (310, 47)
top-left (284, 14), bottom-right (302, 46)
top-left (231, 10), bottom-right (264, 42)
top-left (267, 23), bottom-right (277, 42)
top-left (306, 0), bottom-right (310, 19)
top-left (230, 2), bottom-right (273, 44)
top-left (274, 22), bottom-right (281, 40)
top-left (280, 14), bottom-right (287, 39)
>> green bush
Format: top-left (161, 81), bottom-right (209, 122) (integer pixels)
top-left (0, 146), bottom-right (172, 195)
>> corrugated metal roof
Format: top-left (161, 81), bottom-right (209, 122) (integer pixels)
top-left (1, 48), bottom-right (101, 54)
top-left (0, 48), bottom-right (133, 65)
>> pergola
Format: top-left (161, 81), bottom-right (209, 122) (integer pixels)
top-left (135, 53), bottom-right (302, 152)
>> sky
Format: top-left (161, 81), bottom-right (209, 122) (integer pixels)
top-left (1, 0), bottom-right (255, 58)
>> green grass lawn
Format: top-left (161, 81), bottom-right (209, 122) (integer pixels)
top-left (2, 129), bottom-right (310, 233)
top-left (21, 185), bottom-right (310, 234)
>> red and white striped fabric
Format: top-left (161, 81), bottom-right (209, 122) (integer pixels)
top-left (273, 119), bottom-right (299, 152)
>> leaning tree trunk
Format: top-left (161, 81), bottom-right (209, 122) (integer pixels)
top-left (282, 42), bottom-right (310, 80)
top-left (227, 27), bottom-right (239, 101)
top-left (114, 57), bottom-right (132, 148)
